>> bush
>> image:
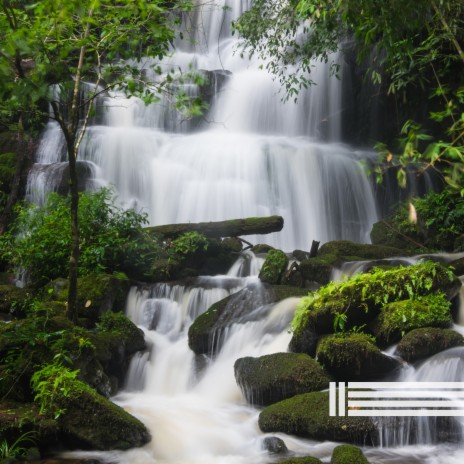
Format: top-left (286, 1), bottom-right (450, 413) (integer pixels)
top-left (0, 188), bottom-right (150, 286)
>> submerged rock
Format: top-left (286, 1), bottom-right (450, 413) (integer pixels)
top-left (234, 352), bottom-right (331, 406)
top-left (188, 284), bottom-right (307, 355)
top-left (396, 328), bottom-right (464, 362)
top-left (258, 392), bottom-right (377, 445)
top-left (316, 333), bottom-right (400, 381)
top-left (261, 436), bottom-right (288, 455)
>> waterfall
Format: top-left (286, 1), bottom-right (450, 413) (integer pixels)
top-left (26, 0), bottom-right (379, 250)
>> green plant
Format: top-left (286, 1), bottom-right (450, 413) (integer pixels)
top-left (0, 431), bottom-right (36, 460)
top-left (333, 311), bottom-right (347, 332)
top-left (31, 363), bottom-right (79, 419)
top-left (169, 231), bottom-right (209, 257)
top-left (0, 188), bottom-right (150, 286)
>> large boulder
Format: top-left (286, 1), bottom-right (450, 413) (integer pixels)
top-left (258, 392), bottom-right (377, 445)
top-left (188, 284), bottom-right (307, 356)
top-left (331, 445), bottom-right (369, 464)
top-left (396, 328), bottom-right (464, 363)
top-left (234, 352), bottom-right (331, 406)
top-left (316, 333), bottom-right (400, 381)
top-left (290, 262), bottom-right (461, 355)
top-left (373, 294), bottom-right (453, 346)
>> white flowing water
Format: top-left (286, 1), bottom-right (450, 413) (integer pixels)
top-left (27, 1), bottom-right (464, 463)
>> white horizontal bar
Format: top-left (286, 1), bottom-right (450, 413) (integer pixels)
top-left (348, 410), bottom-right (464, 417)
top-left (348, 400), bottom-right (464, 407)
top-left (348, 391), bottom-right (464, 398)
top-left (348, 382), bottom-right (464, 389)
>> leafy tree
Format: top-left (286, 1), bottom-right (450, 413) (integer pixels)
top-left (235, 0), bottom-right (464, 193)
top-left (0, 0), bottom-right (193, 320)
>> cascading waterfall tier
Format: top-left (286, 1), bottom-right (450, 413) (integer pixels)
top-left (27, 0), bottom-right (379, 250)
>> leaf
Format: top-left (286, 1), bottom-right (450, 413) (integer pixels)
top-left (84, 300), bottom-right (92, 308)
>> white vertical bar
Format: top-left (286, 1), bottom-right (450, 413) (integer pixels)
top-left (339, 382), bottom-right (346, 416)
top-left (329, 382), bottom-right (337, 416)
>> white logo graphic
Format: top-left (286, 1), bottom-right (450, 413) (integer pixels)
top-left (329, 382), bottom-right (464, 417)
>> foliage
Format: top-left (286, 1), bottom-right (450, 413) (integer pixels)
top-left (0, 188), bottom-right (149, 285)
top-left (291, 261), bottom-right (456, 334)
top-left (169, 231), bottom-right (209, 257)
top-left (0, 431), bottom-right (36, 460)
top-left (31, 363), bottom-right (79, 419)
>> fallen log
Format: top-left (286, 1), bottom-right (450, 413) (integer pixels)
top-left (146, 216), bottom-right (284, 239)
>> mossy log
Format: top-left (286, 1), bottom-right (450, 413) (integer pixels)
top-left (146, 215), bottom-right (284, 239)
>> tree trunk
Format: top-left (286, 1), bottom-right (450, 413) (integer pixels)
top-left (146, 215), bottom-right (284, 240)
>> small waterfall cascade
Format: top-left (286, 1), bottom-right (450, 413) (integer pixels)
top-left (26, 0), bottom-right (380, 250)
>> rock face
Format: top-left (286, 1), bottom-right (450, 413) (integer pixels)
top-left (234, 352), bottom-right (331, 406)
top-left (316, 334), bottom-right (400, 381)
top-left (396, 328), bottom-right (464, 362)
top-left (258, 392), bottom-right (377, 445)
top-left (188, 284), bottom-right (307, 356)
top-left (330, 445), bottom-right (369, 464)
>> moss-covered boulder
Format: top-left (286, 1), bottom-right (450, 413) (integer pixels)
top-left (373, 293), bottom-right (453, 346)
top-left (46, 274), bottom-right (130, 323)
top-left (258, 392), bottom-right (377, 445)
top-left (290, 262), bottom-right (460, 355)
top-left (234, 352), bottom-right (331, 406)
top-left (316, 333), bottom-right (400, 381)
top-left (331, 445), bottom-right (369, 464)
top-left (396, 328), bottom-right (464, 363)
top-left (259, 249), bottom-right (289, 284)
top-left (277, 458), bottom-right (323, 464)
top-left (299, 240), bottom-right (407, 285)
top-left (370, 218), bottom-right (422, 251)
top-left (46, 374), bottom-right (150, 450)
top-left (188, 284), bottom-right (307, 355)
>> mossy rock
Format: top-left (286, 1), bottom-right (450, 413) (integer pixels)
top-left (188, 284), bottom-right (307, 356)
top-left (373, 294), bottom-right (453, 346)
top-left (0, 400), bottom-right (59, 449)
top-left (251, 244), bottom-right (275, 254)
top-left (258, 392), bottom-right (377, 444)
top-left (234, 352), bottom-right (331, 406)
top-left (370, 219), bottom-right (423, 251)
top-left (316, 333), bottom-right (400, 381)
top-left (278, 458), bottom-right (323, 464)
top-left (0, 284), bottom-right (33, 318)
top-left (55, 376), bottom-right (150, 450)
top-left (259, 249), bottom-right (289, 285)
top-left (290, 262), bottom-right (461, 355)
top-left (46, 274), bottom-right (130, 322)
top-left (330, 445), bottom-right (369, 464)
top-left (318, 240), bottom-right (406, 261)
top-left (0, 165), bottom-right (15, 192)
top-left (450, 256), bottom-right (464, 276)
top-left (396, 328), bottom-right (464, 363)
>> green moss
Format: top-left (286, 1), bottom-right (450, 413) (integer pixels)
top-left (396, 327), bottom-right (464, 362)
top-left (0, 284), bottom-right (33, 317)
top-left (318, 240), bottom-right (406, 261)
top-left (331, 445), bottom-right (369, 464)
top-left (291, 262), bottom-right (459, 351)
top-left (316, 333), bottom-right (399, 380)
top-left (234, 352), bottom-right (331, 406)
top-left (258, 392), bottom-right (376, 444)
top-left (278, 457), bottom-right (323, 464)
top-left (375, 293), bottom-right (452, 344)
top-left (259, 249), bottom-right (289, 284)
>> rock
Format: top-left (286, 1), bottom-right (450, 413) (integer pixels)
top-left (188, 284), bottom-right (307, 356)
top-left (316, 333), bottom-right (400, 381)
top-left (258, 392), bottom-right (377, 445)
top-left (46, 274), bottom-right (130, 323)
top-left (330, 445), bottom-right (369, 464)
top-left (370, 218), bottom-right (422, 251)
top-left (259, 249), bottom-right (289, 285)
top-left (290, 262), bottom-right (461, 355)
top-left (55, 377), bottom-right (150, 450)
top-left (234, 352), bottom-right (331, 406)
top-left (262, 436), bottom-right (288, 455)
top-left (454, 234), bottom-right (464, 252)
top-left (396, 328), bottom-right (464, 363)
top-left (373, 294), bottom-right (453, 346)
top-left (198, 69), bottom-right (232, 105)
top-left (450, 256), bottom-right (464, 276)
top-left (277, 458), bottom-right (323, 464)
top-left (252, 244), bottom-right (275, 254)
